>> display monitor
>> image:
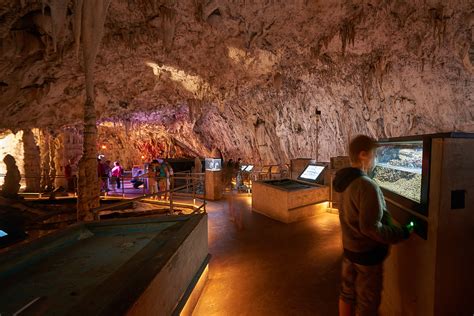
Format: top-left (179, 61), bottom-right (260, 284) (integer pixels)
top-left (240, 164), bottom-right (248, 171)
top-left (261, 166), bottom-right (270, 173)
top-left (373, 141), bottom-right (423, 203)
top-left (205, 158), bottom-right (222, 171)
top-left (0, 230), bottom-right (7, 237)
top-left (244, 165), bottom-right (254, 172)
top-left (299, 164), bottom-right (325, 181)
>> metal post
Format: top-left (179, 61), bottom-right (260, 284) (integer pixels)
top-left (121, 176), bottom-right (125, 198)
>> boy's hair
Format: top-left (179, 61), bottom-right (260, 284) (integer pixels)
top-left (349, 135), bottom-right (378, 163)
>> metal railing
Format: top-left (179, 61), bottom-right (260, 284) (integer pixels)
top-left (0, 172), bottom-right (207, 221)
top-left (91, 180), bottom-right (207, 221)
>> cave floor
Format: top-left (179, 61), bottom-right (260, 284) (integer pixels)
top-left (193, 193), bottom-right (342, 316)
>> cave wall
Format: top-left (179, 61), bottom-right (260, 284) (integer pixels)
top-left (0, 0), bottom-right (472, 164)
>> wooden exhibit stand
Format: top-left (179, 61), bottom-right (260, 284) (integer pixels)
top-left (252, 180), bottom-right (329, 223)
top-left (205, 170), bottom-right (222, 201)
top-left (381, 135), bottom-right (474, 315)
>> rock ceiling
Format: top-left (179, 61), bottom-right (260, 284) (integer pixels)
top-left (0, 0), bottom-right (473, 163)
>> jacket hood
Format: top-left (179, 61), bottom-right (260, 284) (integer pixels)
top-left (333, 167), bottom-right (365, 192)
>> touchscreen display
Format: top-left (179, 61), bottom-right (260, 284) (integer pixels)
top-left (299, 165), bottom-right (324, 181)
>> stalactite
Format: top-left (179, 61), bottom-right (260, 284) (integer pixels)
top-left (161, 6), bottom-right (176, 52)
top-left (73, 0), bottom-right (83, 59)
top-left (22, 129), bottom-right (41, 192)
top-left (77, 0), bottom-right (112, 221)
top-left (430, 6), bottom-right (448, 47)
top-left (339, 19), bottom-right (356, 56)
top-left (48, 0), bottom-right (69, 52)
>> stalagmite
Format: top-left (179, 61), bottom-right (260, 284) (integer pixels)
top-left (53, 132), bottom-right (67, 189)
top-left (39, 130), bottom-right (53, 191)
top-left (76, 0), bottom-right (112, 221)
top-left (22, 129), bottom-right (41, 192)
top-left (1, 154), bottom-right (21, 199)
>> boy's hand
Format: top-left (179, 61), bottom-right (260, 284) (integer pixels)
top-left (405, 221), bottom-right (415, 234)
top-left (402, 221), bottom-right (415, 239)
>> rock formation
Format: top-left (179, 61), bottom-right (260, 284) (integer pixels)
top-left (1, 154), bottom-right (21, 198)
top-left (0, 0), bottom-right (472, 166)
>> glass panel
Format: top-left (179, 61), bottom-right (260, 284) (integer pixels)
top-left (373, 141), bottom-right (423, 203)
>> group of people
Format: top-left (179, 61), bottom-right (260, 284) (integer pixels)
top-left (144, 159), bottom-right (173, 200)
top-left (97, 158), bottom-right (123, 192)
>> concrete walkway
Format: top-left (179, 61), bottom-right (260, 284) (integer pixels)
top-left (193, 194), bottom-right (343, 316)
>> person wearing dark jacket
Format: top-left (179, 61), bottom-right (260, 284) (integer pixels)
top-left (333, 135), bottom-right (413, 316)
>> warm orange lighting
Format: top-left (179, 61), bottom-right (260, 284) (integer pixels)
top-left (141, 155), bottom-right (145, 159)
top-left (101, 145), bottom-right (107, 149)
top-left (180, 264), bottom-right (209, 316)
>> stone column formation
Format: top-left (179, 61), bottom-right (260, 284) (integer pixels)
top-left (76, 0), bottom-right (112, 221)
top-left (39, 130), bottom-right (53, 191)
top-left (53, 132), bottom-right (67, 189)
top-left (22, 129), bottom-right (41, 192)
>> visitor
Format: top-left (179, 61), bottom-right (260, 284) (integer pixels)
top-left (156, 159), bottom-right (169, 200)
top-left (147, 160), bottom-right (159, 199)
top-left (333, 135), bottom-right (414, 316)
top-left (65, 159), bottom-right (74, 193)
top-left (131, 170), bottom-right (144, 189)
top-left (97, 158), bottom-right (106, 192)
top-left (225, 158), bottom-right (234, 189)
top-left (162, 160), bottom-right (174, 199)
top-left (194, 156), bottom-right (202, 173)
top-left (235, 158), bottom-right (242, 172)
top-left (103, 160), bottom-right (112, 191)
top-left (111, 161), bottom-right (123, 191)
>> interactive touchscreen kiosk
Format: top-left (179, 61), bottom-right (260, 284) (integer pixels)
top-left (252, 162), bottom-right (329, 223)
top-left (244, 165), bottom-right (254, 172)
top-left (297, 164), bottom-right (325, 184)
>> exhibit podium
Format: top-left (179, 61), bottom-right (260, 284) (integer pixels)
top-left (252, 164), bottom-right (329, 223)
top-left (376, 133), bottom-right (474, 315)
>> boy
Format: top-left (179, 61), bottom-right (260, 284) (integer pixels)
top-left (333, 135), bottom-right (413, 316)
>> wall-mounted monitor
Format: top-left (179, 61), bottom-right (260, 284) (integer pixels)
top-left (261, 166), bottom-right (271, 173)
top-left (240, 164), bottom-right (248, 171)
top-left (244, 165), bottom-right (254, 172)
top-left (205, 158), bottom-right (222, 171)
top-left (297, 164), bottom-right (325, 183)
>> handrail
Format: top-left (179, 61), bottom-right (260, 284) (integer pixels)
top-left (91, 183), bottom-right (190, 214)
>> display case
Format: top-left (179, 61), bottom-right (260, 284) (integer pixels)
top-left (373, 139), bottom-right (430, 215)
top-left (378, 132), bottom-right (474, 316)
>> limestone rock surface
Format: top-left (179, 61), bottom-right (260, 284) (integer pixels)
top-left (0, 0), bottom-right (473, 163)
